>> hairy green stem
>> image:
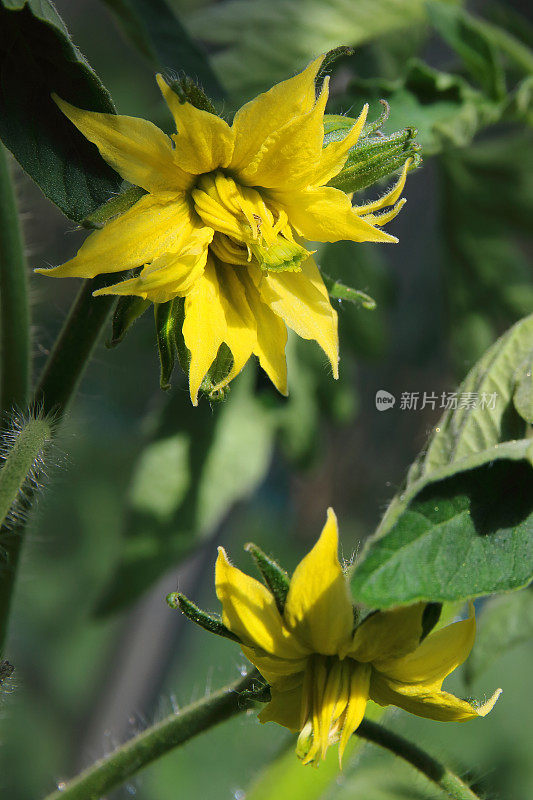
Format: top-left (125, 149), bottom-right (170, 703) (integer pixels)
top-left (0, 144), bottom-right (30, 414)
top-left (357, 719), bottom-right (481, 800)
top-left (41, 673), bottom-right (259, 800)
top-left (0, 418), bottom-right (51, 527)
top-left (33, 275), bottom-right (115, 417)
top-left (0, 276), bottom-right (114, 650)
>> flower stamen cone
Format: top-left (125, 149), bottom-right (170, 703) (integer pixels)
top-left (176, 509), bottom-right (502, 766)
top-left (37, 56), bottom-right (411, 403)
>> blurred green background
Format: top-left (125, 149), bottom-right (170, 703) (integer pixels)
top-left (1, 0), bottom-right (532, 798)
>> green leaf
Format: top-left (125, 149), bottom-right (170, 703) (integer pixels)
top-left (426, 1), bottom-right (506, 101)
top-left (186, 0), bottom-right (431, 101)
top-left (101, 0), bottom-right (224, 100)
top-left (514, 358), bottom-right (533, 424)
top-left (465, 587), bottom-right (533, 684)
top-left (0, 0), bottom-right (121, 221)
top-left (351, 315), bottom-right (533, 608)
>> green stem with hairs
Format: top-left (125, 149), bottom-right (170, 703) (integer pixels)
top-left (41, 673), bottom-right (260, 800)
top-left (357, 719), bottom-right (481, 800)
top-left (0, 144), bottom-right (30, 414)
top-left (0, 275), bottom-right (115, 650)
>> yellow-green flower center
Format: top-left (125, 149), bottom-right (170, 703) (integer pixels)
top-left (191, 171), bottom-right (311, 272)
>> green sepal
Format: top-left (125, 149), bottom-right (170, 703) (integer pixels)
top-left (199, 343), bottom-right (234, 403)
top-left (245, 542), bottom-right (290, 614)
top-left (421, 602), bottom-right (442, 641)
top-left (167, 592), bottom-right (241, 642)
top-left (82, 185), bottom-right (146, 229)
top-left (165, 73), bottom-right (217, 114)
top-left (316, 45), bottom-right (355, 86)
top-left (154, 298), bottom-right (188, 390)
top-left (328, 125), bottom-right (421, 194)
top-left (108, 295), bottom-right (151, 347)
top-left (322, 272), bottom-right (377, 310)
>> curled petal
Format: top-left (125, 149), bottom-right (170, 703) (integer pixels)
top-left (284, 509), bottom-right (353, 654)
top-left (370, 671), bottom-right (501, 722)
top-left (353, 158), bottom-right (411, 215)
top-left (271, 186), bottom-right (399, 244)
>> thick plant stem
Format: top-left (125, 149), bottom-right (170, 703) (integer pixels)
top-left (33, 275), bottom-right (115, 417)
top-left (357, 719), bottom-right (481, 800)
top-left (0, 144), bottom-right (30, 414)
top-left (41, 673), bottom-right (260, 800)
top-left (0, 276), bottom-right (114, 650)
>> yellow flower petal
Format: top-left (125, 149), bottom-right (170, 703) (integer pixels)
top-left (256, 256), bottom-right (339, 378)
top-left (236, 79), bottom-right (329, 189)
top-left (271, 185), bottom-right (399, 244)
top-left (93, 225), bottom-right (213, 303)
top-left (258, 682), bottom-right (304, 732)
top-left (53, 95), bottom-right (192, 193)
top-left (156, 75), bottom-right (234, 174)
top-left (338, 662), bottom-right (370, 765)
top-left (230, 55), bottom-right (324, 173)
top-left (353, 158), bottom-right (411, 215)
top-left (182, 259), bottom-right (227, 405)
top-left (215, 547), bottom-right (307, 658)
top-left (370, 671), bottom-right (502, 721)
top-left (343, 603), bottom-right (426, 663)
top-left (240, 269), bottom-right (288, 395)
top-left (36, 193), bottom-right (191, 279)
top-left (240, 645), bottom-right (308, 685)
top-left (284, 509), bottom-right (353, 654)
top-left (214, 263), bottom-right (257, 388)
top-left (374, 604), bottom-right (476, 687)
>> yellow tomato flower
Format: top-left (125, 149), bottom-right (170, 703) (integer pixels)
top-left (37, 56), bottom-right (409, 404)
top-left (214, 509), bottom-right (501, 767)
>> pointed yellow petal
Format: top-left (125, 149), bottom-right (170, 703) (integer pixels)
top-left (231, 55), bottom-right (324, 173)
top-left (271, 186), bottom-right (399, 244)
top-left (156, 75), bottom-right (234, 174)
top-left (215, 547), bottom-right (307, 658)
top-left (284, 509), bottom-right (353, 654)
top-left (344, 603), bottom-right (426, 663)
top-left (215, 263), bottom-right (257, 387)
top-left (182, 259), bottom-right (227, 405)
top-left (375, 604), bottom-right (476, 687)
top-left (353, 158), bottom-right (411, 215)
top-left (256, 256), bottom-right (339, 378)
top-left (310, 104), bottom-right (368, 188)
top-left (36, 194), bottom-right (191, 279)
top-left (53, 95), bottom-right (192, 193)
top-left (240, 268), bottom-right (288, 395)
top-left (370, 671), bottom-right (501, 722)
top-left (362, 198), bottom-right (406, 226)
top-left (237, 79), bottom-right (329, 189)
top-left (338, 662), bottom-right (370, 765)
